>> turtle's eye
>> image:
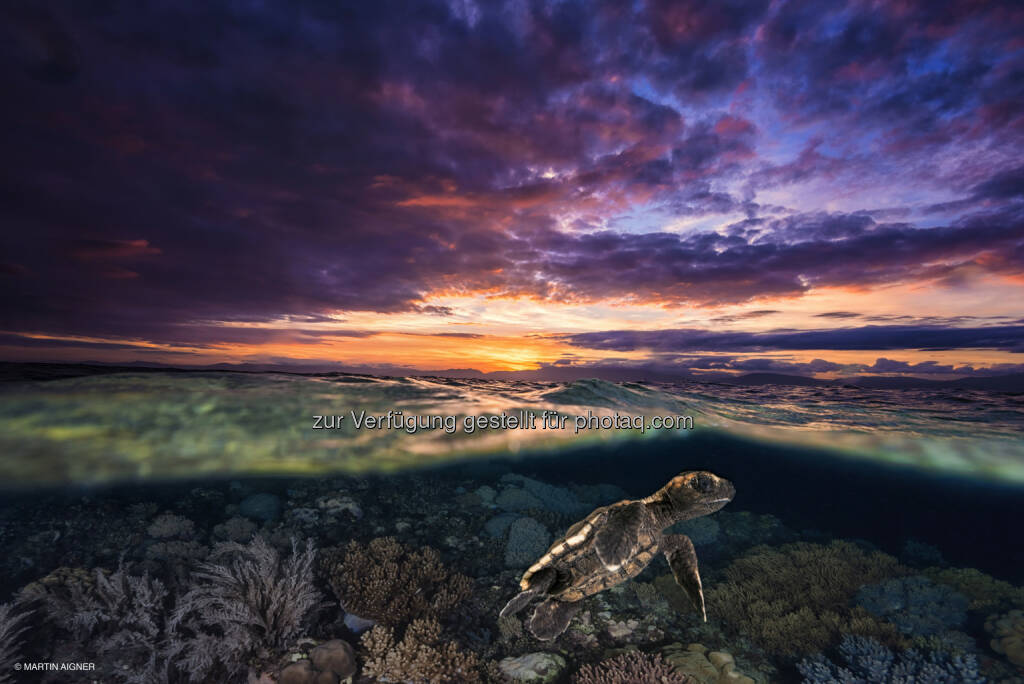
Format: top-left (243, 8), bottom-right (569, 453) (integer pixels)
top-left (691, 474), bottom-right (714, 493)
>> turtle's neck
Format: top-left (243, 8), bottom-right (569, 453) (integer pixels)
top-left (642, 492), bottom-right (693, 530)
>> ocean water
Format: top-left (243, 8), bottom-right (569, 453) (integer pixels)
top-left (0, 367), bottom-right (1022, 683)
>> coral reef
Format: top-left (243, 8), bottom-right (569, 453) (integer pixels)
top-left (0, 603), bottom-right (28, 684)
top-left (21, 561), bottom-right (168, 683)
top-left (505, 517), bottom-right (550, 567)
top-left (571, 650), bottom-right (691, 684)
top-left (168, 536), bottom-right (321, 682)
top-left (660, 643), bottom-right (759, 684)
top-left (498, 474), bottom-right (587, 515)
top-left (239, 493), bottom-right (282, 523)
top-left (926, 567), bottom-right (1024, 611)
top-left (147, 513), bottom-right (196, 540)
top-left (705, 541), bottom-right (909, 656)
top-left (360, 616), bottom-right (490, 683)
top-left (797, 635), bottom-right (987, 683)
top-left (671, 517), bottom-right (720, 546)
top-left (278, 639), bottom-right (357, 684)
top-left (325, 537), bottom-right (472, 628)
top-left (498, 652), bottom-right (567, 682)
top-left (855, 575), bottom-right (968, 636)
top-left (985, 609), bottom-right (1024, 666)
top-left (213, 516), bottom-right (257, 542)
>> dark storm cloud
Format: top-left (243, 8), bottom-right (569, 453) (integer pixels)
top-left (562, 325), bottom-right (1024, 353)
top-left (0, 0), bottom-right (1022, 351)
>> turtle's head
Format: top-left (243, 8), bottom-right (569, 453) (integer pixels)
top-left (654, 471), bottom-right (734, 521)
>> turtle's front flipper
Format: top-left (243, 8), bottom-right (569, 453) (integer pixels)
top-left (594, 501), bottom-right (646, 571)
top-left (528, 599), bottom-right (582, 640)
top-left (500, 566), bottom-right (557, 618)
top-left (662, 534), bottom-right (706, 621)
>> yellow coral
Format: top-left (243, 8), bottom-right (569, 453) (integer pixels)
top-left (986, 609), bottom-right (1024, 667)
top-left (704, 541), bottom-right (909, 656)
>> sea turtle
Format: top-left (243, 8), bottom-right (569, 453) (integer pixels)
top-left (499, 470), bottom-right (735, 640)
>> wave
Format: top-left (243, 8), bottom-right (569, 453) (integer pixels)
top-left (0, 370), bottom-right (1021, 486)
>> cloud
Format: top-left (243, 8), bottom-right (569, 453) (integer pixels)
top-left (0, 0), bottom-right (1021, 357)
top-left (562, 324), bottom-right (1024, 353)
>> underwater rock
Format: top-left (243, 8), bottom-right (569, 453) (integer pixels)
top-left (496, 487), bottom-right (545, 512)
top-left (309, 639), bottom-right (357, 679)
top-left (316, 494), bottom-right (362, 519)
top-left (571, 483), bottom-right (629, 506)
top-left (499, 474), bottom-right (587, 514)
top-left (504, 516), bottom-right (550, 568)
top-left (986, 609), bottom-right (1024, 666)
top-left (213, 515), bottom-right (257, 542)
top-left (671, 516), bottom-right (720, 545)
top-left (474, 485), bottom-right (497, 504)
top-left (147, 512), bottom-right (196, 539)
top-left (239, 493), bottom-right (281, 522)
top-left (484, 511), bottom-right (521, 538)
top-left (278, 659), bottom-right (317, 684)
top-left (498, 652), bottom-right (566, 683)
top-left (797, 634), bottom-right (986, 683)
top-left (660, 643), bottom-right (757, 684)
top-left (856, 575), bottom-right (968, 636)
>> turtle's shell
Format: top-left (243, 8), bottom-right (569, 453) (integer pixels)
top-left (518, 500), bottom-right (660, 602)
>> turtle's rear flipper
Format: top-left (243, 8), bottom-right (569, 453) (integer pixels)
top-left (663, 533), bottom-right (706, 621)
top-left (500, 566), bottom-right (556, 618)
top-left (528, 599), bottom-right (581, 640)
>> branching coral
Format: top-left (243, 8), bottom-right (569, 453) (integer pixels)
top-left (167, 536), bottom-right (321, 682)
top-left (0, 603), bottom-right (29, 684)
top-left (571, 650), bottom-right (691, 684)
top-left (926, 567), bottom-right (1024, 611)
top-left (855, 576), bottom-right (968, 636)
top-left (326, 537), bottom-right (472, 628)
top-left (797, 635), bottom-right (986, 683)
top-left (21, 562), bottom-right (168, 684)
top-left (704, 541), bottom-right (909, 657)
top-left (360, 616), bottom-right (489, 683)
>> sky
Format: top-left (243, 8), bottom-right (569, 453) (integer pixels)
top-left (1, 0), bottom-right (1023, 379)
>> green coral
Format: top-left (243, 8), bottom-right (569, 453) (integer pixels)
top-left (704, 541), bottom-right (910, 657)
